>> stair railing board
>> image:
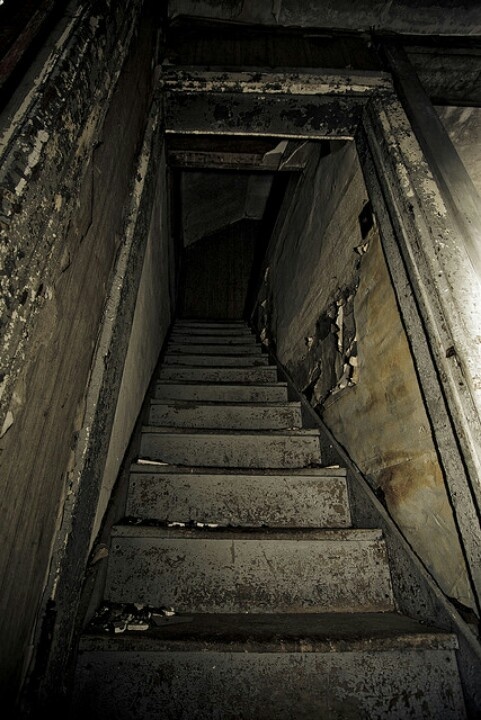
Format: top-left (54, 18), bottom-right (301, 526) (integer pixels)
top-left (269, 346), bottom-right (481, 717)
top-left (68, 319), bottom-right (470, 719)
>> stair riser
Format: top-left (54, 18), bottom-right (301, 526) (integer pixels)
top-left (168, 344), bottom-right (263, 356)
top-left (154, 384), bottom-right (288, 403)
top-left (126, 473), bottom-right (351, 527)
top-left (163, 355), bottom-right (269, 367)
top-left (139, 432), bottom-right (321, 468)
top-left (148, 404), bottom-right (302, 430)
top-left (157, 367), bottom-right (278, 383)
top-left (105, 536), bottom-right (393, 612)
top-left (72, 650), bottom-right (466, 720)
top-left (170, 334), bottom-right (258, 345)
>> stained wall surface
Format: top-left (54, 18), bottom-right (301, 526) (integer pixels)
top-left (254, 140), bottom-right (474, 609)
top-left (0, 0), bottom-right (155, 704)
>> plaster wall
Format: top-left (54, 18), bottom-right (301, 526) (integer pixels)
top-left (0, 0), bottom-right (154, 704)
top-left (255, 140), bottom-right (474, 609)
top-left (95, 148), bottom-right (172, 541)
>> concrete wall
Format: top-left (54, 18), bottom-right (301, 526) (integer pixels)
top-left (254, 140), bottom-right (474, 610)
top-left (0, 0), bottom-right (158, 707)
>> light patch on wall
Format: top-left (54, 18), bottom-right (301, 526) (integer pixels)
top-left (307, 283), bottom-right (360, 408)
top-left (0, 410), bottom-right (13, 438)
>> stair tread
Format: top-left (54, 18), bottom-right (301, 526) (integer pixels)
top-left (80, 611), bottom-right (458, 653)
top-left (111, 525), bottom-right (382, 541)
top-left (72, 314), bottom-right (468, 718)
top-left (141, 426), bottom-right (320, 436)
top-left (155, 381), bottom-right (287, 387)
top-left (149, 400), bottom-right (300, 408)
top-left (169, 333), bottom-right (256, 338)
top-left (162, 356), bottom-right (270, 361)
top-left (158, 367), bottom-right (278, 381)
top-left (159, 362), bottom-right (276, 369)
top-left (167, 342), bottom-right (265, 357)
top-left (130, 463), bottom-right (346, 476)
top-left (169, 334), bottom-right (258, 340)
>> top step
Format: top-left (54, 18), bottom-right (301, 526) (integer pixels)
top-left (174, 321), bottom-right (248, 330)
top-left (169, 334), bottom-right (258, 345)
top-left (172, 326), bottom-right (254, 337)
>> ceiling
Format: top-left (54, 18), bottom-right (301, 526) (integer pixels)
top-left (168, 1), bottom-right (481, 36)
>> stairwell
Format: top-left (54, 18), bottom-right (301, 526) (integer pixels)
top-left (69, 319), bottom-right (468, 719)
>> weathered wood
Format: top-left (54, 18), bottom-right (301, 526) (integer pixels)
top-left (359, 97), bottom-right (481, 613)
top-left (164, 90), bottom-right (363, 139)
top-left (380, 42), bottom-right (481, 279)
top-left (161, 68), bottom-right (393, 96)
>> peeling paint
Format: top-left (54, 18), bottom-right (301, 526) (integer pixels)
top-left (0, 410), bottom-right (14, 438)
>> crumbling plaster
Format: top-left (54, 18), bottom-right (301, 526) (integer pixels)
top-left (255, 140), bottom-right (474, 609)
top-left (0, 0), bottom-right (156, 706)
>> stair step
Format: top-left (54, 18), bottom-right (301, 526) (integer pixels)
top-left (105, 526), bottom-right (395, 613)
top-left (170, 333), bottom-right (258, 345)
top-left (71, 613), bottom-right (464, 720)
top-left (157, 366), bottom-right (278, 384)
top-left (139, 428), bottom-right (322, 468)
top-left (79, 610), bottom-right (458, 652)
top-left (126, 466), bottom-right (350, 526)
top-left (174, 320), bottom-right (247, 329)
top-left (168, 343), bottom-right (263, 355)
top-left (154, 382), bottom-right (289, 403)
top-left (70, 313), bottom-right (470, 718)
top-left (163, 353), bottom-right (270, 367)
top-left (148, 401), bottom-right (302, 430)
top-left (171, 327), bottom-right (254, 337)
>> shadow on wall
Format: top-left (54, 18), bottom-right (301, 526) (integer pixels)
top-left (179, 219), bottom-right (261, 320)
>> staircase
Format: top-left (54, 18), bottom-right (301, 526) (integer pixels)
top-left (70, 319), bottom-right (467, 719)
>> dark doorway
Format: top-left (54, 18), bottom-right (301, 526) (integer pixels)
top-left (178, 219), bottom-right (260, 320)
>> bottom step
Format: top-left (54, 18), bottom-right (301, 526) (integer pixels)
top-left (71, 612), bottom-right (465, 720)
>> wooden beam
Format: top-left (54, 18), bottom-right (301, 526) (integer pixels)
top-left (164, 91), bottom-right (363, 139)
top-left (379, 41), bottom-right (481, 280)
top-left (161, 67), bottom-right (393, 96)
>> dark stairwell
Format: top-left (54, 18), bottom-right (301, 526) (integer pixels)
top-left (3, 4), bottom-right (481, 717)
top-left (65, 146), bottom-right (472, 717)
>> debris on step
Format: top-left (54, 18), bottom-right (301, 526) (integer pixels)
top-left (126, 622), bottom-right (149, 631)
top-left (137, 458), bottom-right (170, 466)
top-left (89, 544), bottom-right (109, 565)
top-left (151, 614), bottom-right (194, 627)
top-left (88, 602), bottom-right (186, 634)
top-left (159, 606), bottom-right (176, 618)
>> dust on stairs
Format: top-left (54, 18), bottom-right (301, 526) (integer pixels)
top-left (69, 318), bottom-right (467, 720)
